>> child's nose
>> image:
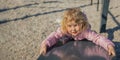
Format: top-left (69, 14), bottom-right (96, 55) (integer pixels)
top-left (71, 26), bottom-right (75, 31)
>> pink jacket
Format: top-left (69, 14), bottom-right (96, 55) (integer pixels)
top-left (44, 28), bottom-right (114, 51)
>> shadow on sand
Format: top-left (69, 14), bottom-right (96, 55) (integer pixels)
top-left (0, 2), bottom-right (98, 24)
top-left (105, 11), bottom-right (120, 40)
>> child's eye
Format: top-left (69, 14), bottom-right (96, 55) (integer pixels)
top-left (68, 25), bottom-right (72, 27)
top-left (74, 24), bottom-right (78, 27)
top-left (74, 24), bottom-right (77, 26)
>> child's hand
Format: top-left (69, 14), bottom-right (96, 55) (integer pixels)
top-left (108, 45), bottom-right (116, 57)
top-left (40, 41), bottom-right (47, 55)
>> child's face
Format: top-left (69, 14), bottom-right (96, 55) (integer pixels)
top-left (66, 21), bottom-right (81, 36)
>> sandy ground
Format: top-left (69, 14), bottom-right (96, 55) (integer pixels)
top-left (0, 0), bottom-right (120, 60)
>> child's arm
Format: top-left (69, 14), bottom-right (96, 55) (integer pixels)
top-left (40, 28), bottom-right (63, 55)
top-left (40, 40), bottom-right (47, 55)
top-left (84, 30), bottom-right (116, 56)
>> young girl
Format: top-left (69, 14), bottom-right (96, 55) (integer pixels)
top-left (40, 8), bottom-right (116, 56)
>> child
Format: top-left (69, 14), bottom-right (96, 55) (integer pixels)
top-left (40, 8), bottom-right (116, 56)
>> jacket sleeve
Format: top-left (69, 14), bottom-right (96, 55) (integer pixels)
top-left (84, 29), bottom-right (115, 51)
top-left (44, 28), bottom-right (63, 47)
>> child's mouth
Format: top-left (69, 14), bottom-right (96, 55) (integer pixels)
top-left (72, 32), bottom-right (77, 34)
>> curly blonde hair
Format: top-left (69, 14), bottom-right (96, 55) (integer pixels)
top-left (61, 8), bottom-right (89, 34)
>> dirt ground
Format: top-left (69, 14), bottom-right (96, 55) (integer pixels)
top-left (0, 0), bottom-right (120, 60)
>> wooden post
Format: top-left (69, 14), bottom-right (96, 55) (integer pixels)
top-left (91, 0), bottom-right (93, 5)
top-left (97, 0), bottom-right (99, 11)
top-left (100, 0), bottom-right (110, 33)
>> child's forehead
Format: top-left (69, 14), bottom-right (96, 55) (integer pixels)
top-left (66, 20), bottom-right (79, 25)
